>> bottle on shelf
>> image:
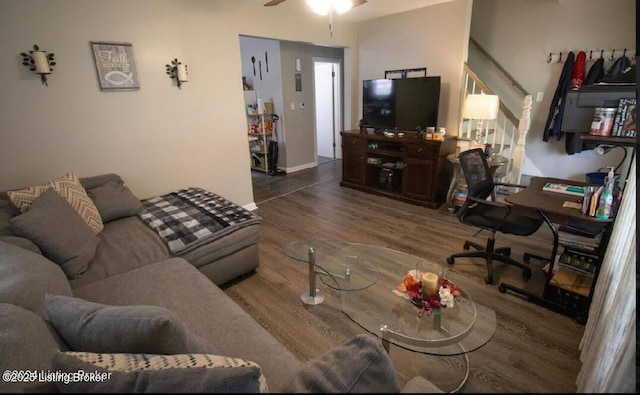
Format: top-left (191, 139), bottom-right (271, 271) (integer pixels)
top-left (595, 167), bottom-right (615, 220)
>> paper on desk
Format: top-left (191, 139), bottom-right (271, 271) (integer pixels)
top-left (563, 201), bottom-right (583, 210)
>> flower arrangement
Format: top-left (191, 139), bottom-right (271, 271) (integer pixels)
top-left (394, 270), bottom-right (461, 317)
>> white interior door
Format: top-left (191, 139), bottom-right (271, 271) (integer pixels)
top-left (313, 60), bottom-right (341, 160)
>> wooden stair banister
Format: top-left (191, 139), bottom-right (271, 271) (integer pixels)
top-left (459, 63), bottom-right (531, 186)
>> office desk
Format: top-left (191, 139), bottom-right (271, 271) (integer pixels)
top-left (500, 177), bottom-right (612, 323)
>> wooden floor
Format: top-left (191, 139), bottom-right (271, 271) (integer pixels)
top-left (224, 160), bottom-right (585, 393)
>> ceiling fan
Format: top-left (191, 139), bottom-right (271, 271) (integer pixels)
top-left (264, 0), bottom-right (368, 14)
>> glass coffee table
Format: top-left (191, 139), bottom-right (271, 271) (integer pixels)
top-left (284, 239), bottom-right (380, 304)
top-left (284, 239), bottom-right (496, 392)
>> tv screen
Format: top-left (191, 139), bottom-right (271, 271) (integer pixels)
top-left (362, 76), bottom-right (440, 131)
top-left (362, 79), bottom-right (396, 130)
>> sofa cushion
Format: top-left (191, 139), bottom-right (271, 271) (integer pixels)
top-left (0, 303), bottom-right (68, 393)
top-left (86, 181), bottom-right (143, 223)
top-left (71, 258), bottom-right (303, 391)
top-left (282, 334), bottom-right (401, 393)
top-left (10, 189), bottom-right (99, 279)
top-left (0, 241), bottom-right (72, 318)
top-left (69, 216), bottom-right (170, 288)
top-left (0, 193), bottom-right (19, 237)
top-left (7, 172), bottom-right (104, 234)
top-left (45, 294), bottom-right (216, 355)
top-left (0, 235), bottom-right (41, 254)
top-left (79, 173), bottom-right (124, 191)
top-left (400, 376), bottom-right (444, 393)
top-left (51, 351), bottom-right (268, 393)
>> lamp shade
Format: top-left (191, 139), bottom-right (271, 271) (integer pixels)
top-left (462, 94), bottom-right (500, 120)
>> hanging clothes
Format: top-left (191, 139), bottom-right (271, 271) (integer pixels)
top-left (543, 51), bottom-right (575, 142)
top-left (602, 56), bottom-right (631, 82)
top-left (569, 51), bottom-right (587, 91)
top-left (584, 58), bottom-right (605, 85)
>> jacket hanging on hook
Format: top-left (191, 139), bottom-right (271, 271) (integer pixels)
top-left (543, 51), bottom-right (575, 142)
top-left (602, 55), bottom-right (631, 82)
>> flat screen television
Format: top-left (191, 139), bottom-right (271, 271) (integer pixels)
top-left (362, 76), bottom-right (441, 131)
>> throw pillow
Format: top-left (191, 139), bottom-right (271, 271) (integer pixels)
top-left (10, 189), bottom-right (99, 279)
top-left (0, 241), bottom-right (72, 319)
top-left (86, 181), bottom-right (143, 223)
top-left (7, 172), bottom-right (104, 234)
top-left (45, 294), bottom-right (216, 355)
top-left (0, 304), bottom-right (68, 393)
top-left (281, 334), bottom-right (401, 393)
top-left (51, 351), bottom-right (268, 393)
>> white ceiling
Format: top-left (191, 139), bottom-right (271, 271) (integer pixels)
top-left (261, 0), bottom-right (455, 23)
top-left (339, 0), bottom-right (455, 22)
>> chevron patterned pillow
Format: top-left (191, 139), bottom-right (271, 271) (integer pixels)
top-left (7, 173), bottom-right (104, 234)
top-left (51, 351), bottom-right (269, 393)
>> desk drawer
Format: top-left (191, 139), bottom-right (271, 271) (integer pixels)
top-left (405, 144), bottom-right (438, 159)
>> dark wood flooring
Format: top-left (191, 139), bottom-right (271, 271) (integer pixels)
top-left (225, 160), bottom-right (584, 393)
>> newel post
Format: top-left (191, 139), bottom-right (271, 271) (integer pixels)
top-left (511, 95), bottom-right (532, 185)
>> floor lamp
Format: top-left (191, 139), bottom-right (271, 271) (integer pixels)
top-left (462, 94), bottom-right (500, 150)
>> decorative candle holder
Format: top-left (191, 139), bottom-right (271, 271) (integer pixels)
top-left (20, 44), bottom-right (55, 86)
top-left (165, 58), bottom-right (188, 89)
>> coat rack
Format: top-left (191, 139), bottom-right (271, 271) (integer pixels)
top-left (547, 48), bottom-right (634, 63)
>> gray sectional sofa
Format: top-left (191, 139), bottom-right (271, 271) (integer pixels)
top-left (0, 173), bottom-right (441, 393)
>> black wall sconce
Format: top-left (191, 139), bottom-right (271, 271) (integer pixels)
top-left (21, 44), bottom-right (55, 86)
top-left (165, 58), bottom-right (188, 89)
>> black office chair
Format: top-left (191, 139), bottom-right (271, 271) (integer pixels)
top-left (447, 148), bottom-right (544, 284)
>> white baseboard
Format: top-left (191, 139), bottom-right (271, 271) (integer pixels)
top-left (243, 202), bottom-right (258, 211)
top-left (282, 161), bottom-right (318, 174)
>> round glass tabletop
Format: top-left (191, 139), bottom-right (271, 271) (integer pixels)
top-left (285, 239), bottom-right (496, 356)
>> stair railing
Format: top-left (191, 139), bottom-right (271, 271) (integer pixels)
top-left (459, 63), bottom-right (531, 185)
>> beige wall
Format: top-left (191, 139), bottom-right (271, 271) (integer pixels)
top-left (471, 0), bottom-right (636, 182)
top-left (357, 0), bottom-right (473, 136)
top-left (0, 0), bottom-right (359, 208)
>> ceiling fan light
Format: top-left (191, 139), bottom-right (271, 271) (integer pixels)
top-left (306, 0), bottom-right (330, 16)
top-left (334, 0), bottom-right (353, 14)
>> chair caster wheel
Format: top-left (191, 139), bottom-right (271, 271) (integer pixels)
top-left (522, 269), bottom-right (532, 279)
top-left (523, 253), bottom-right (531, 262)
top-left (484, 276), bottom-right (493, 285)
top-left (463, 241), bottom-right (471, 250)
top-left (447, 256), bottom-right (455, 265)
top-left (498, 285), bottom-right (507, 293)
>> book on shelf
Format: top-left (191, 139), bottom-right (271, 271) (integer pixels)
top-left (558, 217), bottom-right (607, 238)
top-left (555, 252), bottom-right (597, 277)
top-left (611, 98), bottom-right (636, 137)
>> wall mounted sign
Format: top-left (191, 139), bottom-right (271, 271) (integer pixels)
top-left (91, 41), bottom-right (140, 91)
top-left (384, 67), bottom-right (427, 79)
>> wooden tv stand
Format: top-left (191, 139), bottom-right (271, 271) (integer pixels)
top-left (340, 130), bottom-right (456, 208)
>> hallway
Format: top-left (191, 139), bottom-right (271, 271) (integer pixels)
top-left (251, 158), bottom-right (341, 205)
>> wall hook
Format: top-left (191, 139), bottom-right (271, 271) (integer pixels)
top-left (610, 49), bottom-right (615, 60)
top-left (600, 49), bottom-right (604, 60)
top-left (558, 52), bottom-right (562, 63)
top-left (588, 50), bottom-right (593, 61)
top-left (623, 48), bottom-right (627, 57)
top-left (548, 52), bottom-right (552, 63)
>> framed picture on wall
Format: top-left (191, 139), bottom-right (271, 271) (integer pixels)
top-left (90, 41), bottom-right (140, 91)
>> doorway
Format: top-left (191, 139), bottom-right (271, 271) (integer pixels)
top-left (313, 59), bottom-right (342, 163)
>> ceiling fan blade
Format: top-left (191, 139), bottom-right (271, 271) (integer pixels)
top-left (264, 0), bottom-right (287, 6)
top-left (353, 0), bottom-right (368, 7)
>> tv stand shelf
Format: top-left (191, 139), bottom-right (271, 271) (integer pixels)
top-left (340, 130), bottom-right (455, 208)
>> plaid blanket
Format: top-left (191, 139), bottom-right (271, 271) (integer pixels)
top-left (139, 187), bottom-right (262, 255)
